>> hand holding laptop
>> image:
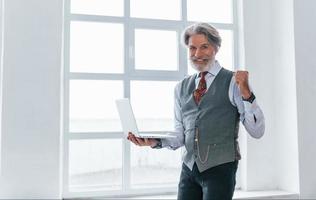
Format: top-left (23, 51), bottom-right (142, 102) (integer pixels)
top-left (127, 132), bottom-right (159, 147)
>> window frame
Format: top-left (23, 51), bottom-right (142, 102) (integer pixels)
top-left (63, 0), bottom-right (241, 198)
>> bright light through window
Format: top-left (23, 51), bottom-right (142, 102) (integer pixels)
top-left (131, 146), bottom-right (182, 188)
top-left (131, 0), bottom-right (181, 20)
top-left (66, 0), bottom-right (238, 195)
top-left (70, 21), bottom-right (124, 73)
top-left (130, 81), bottom-right (177, 131)
top-left (71, 0), bottom-right (124, 16)
top-left (69, 80), bottom-right (123, 132)
top-left (135, 29), bottom-right (178, 71)
top-left (187, 0), bottom-right (233, 23)
top-left (69, 139), bottom-right (122, 192)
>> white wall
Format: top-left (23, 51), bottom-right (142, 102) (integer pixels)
top-left (0, 1), bottom-right (4, 177)
top-left (242, 0), bottom-right (278, 190)
top-left (243, 0), bottom-right (316, 197)
top-left (293, 0), bottom-right (316, 198)
top-left (0, 0), bottom-right (3, 180)
top-left (271, 0), bottom-right (300, 193)
top-left (0, 0), bottom-right (63, 198)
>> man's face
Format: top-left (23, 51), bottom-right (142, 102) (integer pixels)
top-left (188, 34), bottom-right (217, 72)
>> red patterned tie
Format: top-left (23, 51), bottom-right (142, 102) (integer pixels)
top-left (193, 71), bottom-right (208, 104)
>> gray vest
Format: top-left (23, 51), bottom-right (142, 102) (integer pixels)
top-left (180, 68), bottom-right (240, 172)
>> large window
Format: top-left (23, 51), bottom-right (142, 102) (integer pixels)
top-left (64, 0), bottom-right (239, 197)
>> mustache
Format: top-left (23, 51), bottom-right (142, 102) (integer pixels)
top-left (190, 56), bottom-right (212, 62)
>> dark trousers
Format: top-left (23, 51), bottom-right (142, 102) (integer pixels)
top-left (177, 161), bottom-right (238, 200)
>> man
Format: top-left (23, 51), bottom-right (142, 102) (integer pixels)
top-left (127, 23), bottom-right (265, 200)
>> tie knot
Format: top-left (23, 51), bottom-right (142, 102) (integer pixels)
top-left (200, 71), bottom-right (208, 78)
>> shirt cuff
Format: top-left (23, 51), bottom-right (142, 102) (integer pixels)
top-left (160, 138), bottom-right (178, 150)
top-left (243, 99), bottom-right (259, 113)
top-left (160, 138), bottom-right (169, 148)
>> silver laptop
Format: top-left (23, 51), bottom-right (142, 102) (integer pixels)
top-left (115, 98), bottom-right (176, 139)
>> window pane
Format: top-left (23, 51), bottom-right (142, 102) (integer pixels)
top-left (187, 29), bottom-right (234, 75)
top-left (216, 30), bottom-right (234, 70)
top-left (130, 81), bottom-right (177, 131)
top-left (131, 0), bottom-right (181, 20)
top-left (131, 146), bottom-right (182, 188)
top-left (70, 22), bottom-right (124, 73)
top-left (69, 139), bottom-right (122, 191)
top-left (135, 29), bottom-right (178, 71)
top-left (69, 80), bottom-right (123, 132)
top-left (187, 0), bottom-right (233, 23)
top-left (71, 0), bottom-right (123, 17)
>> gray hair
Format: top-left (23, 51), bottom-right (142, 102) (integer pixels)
top-left (182, 22), bottom-right (221, 52)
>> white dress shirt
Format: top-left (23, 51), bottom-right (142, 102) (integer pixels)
top-left (161, 60), bottom-right (265, 149)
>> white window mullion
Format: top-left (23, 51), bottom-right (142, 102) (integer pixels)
top-left (63, 0), bottom-right (71, 197)
top-left (71, 14), bottom-right (124, 23)
top-left (180, 0), bottom-right (188, 76)
top-left (69, 73), bottom-right (125, 80)
top-left (123, 0), bottom-right (131, 193)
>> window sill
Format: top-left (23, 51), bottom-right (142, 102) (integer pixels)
top-left (125, 190), bottom-right (299, 199)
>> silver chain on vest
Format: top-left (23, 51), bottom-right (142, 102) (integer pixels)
top-left (195, 128), bottom-right (210, 164)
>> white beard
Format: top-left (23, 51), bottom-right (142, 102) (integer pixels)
top-left (190, 57), bottom-right (216, 72)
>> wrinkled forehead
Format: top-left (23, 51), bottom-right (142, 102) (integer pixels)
top-left (188, 34), bottom-right (210, 46)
